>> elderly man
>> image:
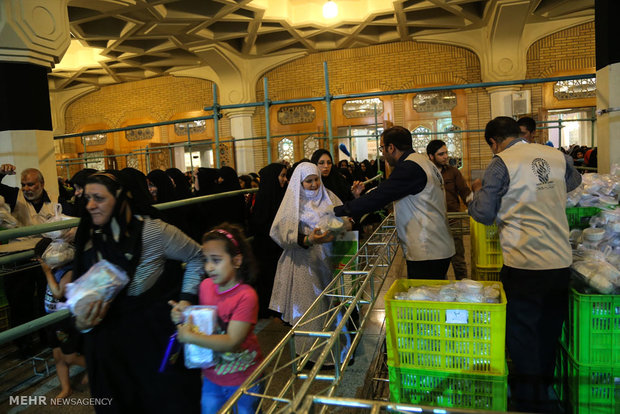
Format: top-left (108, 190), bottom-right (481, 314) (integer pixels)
top-left (334, 126), bottom-right (454, 279)
top-left (469, 116), bottom-right (581, 412)
top-left (0, 163), bottom-right (56, 357)
top-left (0, 164), bottom-right (56, 226)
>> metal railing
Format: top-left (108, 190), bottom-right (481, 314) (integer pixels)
top-left (220, 213), bottom-right (399, 414)
top-left (298, 395), bottom-right (515, 413)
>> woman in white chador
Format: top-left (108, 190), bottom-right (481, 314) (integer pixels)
top-left (269, 162), bottom-right (347, 364)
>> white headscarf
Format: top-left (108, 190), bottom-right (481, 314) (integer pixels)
top-left (270, 162), bottom-right (340, 248)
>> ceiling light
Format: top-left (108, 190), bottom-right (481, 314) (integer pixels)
top-left (323, 0), bottom-right (338, 19)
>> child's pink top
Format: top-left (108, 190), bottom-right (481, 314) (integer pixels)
top-left (199, 278), bottom-right (263, 386)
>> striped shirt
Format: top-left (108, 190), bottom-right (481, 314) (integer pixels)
top-left (125, 217), bottom-right (204, 300)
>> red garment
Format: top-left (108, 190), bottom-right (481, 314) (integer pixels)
top-left (584, 149), bottom-right (593, 166)
top-left (199, 278), bottom-right (263, 386)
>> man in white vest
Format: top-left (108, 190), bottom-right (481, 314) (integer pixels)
top-left (334, 126), bottom-right (455, 279)
top-left (469, 117), bottom-right (581, 413)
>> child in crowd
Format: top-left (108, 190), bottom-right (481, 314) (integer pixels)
top-left (170, 223), bottom-right (263, 414)
top-left (35, 238), bottom-right (87, 399)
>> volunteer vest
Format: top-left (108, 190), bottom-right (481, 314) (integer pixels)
top-left (12, 190), bottom-right (55, 227)
top-left (393, 153), bottom-right (455, 261)
top-left (496, 141), bottom-right (571, 270)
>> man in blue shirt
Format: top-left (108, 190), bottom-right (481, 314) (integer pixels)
top-left (469, 116), bottom-right (581, 413)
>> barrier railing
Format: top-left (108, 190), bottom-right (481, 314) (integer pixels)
top-left (298, 395), bottom-right (516, 414)
top-left (220, 213), bottom-right (399, 414)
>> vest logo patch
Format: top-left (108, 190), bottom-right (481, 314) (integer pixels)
top-left (531, 158), bottom-right (551, 184)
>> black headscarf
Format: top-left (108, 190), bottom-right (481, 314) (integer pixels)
top-left (310, 149), bottom-right (352, 202)
top-left (147, 169), bottom-right (176, 203)
top-left (121, 168), bottom-right (155, 208)
top-left (251, 163), bottom-right (287, 236)
top-left (218, 166), bottom-right (241, 192)
top-left (195, 168), bottom-right (219, 197)
top-left (73, 171), bottom-right (156, 278)
top-left (216, 166), bottom-right (244, 226)
top-left (165, 168), bottom-right (192, 200)
top-left (63, 168), bottom-right (98, 217)
top-left (71, 168), bottom-right (98, 189)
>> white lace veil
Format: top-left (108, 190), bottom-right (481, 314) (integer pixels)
top-left (270, 162), bottom-right (338, 248)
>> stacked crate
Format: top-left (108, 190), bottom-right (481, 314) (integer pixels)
top-left (556, 288), bottom-right (619, 413)
top-left (470, 208), bottom-right (601, 282)
top-left (385, 279), bottom-right (508, 411)
top-left (470, 218), bottom-right (502, 282)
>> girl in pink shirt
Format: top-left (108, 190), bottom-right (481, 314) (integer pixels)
top-left (171, 223), bottom-right (262, 414)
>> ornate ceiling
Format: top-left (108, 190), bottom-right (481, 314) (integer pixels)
top-left (48, 0), bottom-right (594, 91)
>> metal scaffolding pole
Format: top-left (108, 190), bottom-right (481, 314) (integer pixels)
top-left (213, 83), bottom-right (221, 168)
top-left (264, 77), bottom-right (272, 163)
top-left (323, 62), bottom-right (334, 155)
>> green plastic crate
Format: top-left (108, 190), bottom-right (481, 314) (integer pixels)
top-left (473, 265), bottom-right (502, 282)
top-left (470, 218), bottom-right (503, 267)
top-left (565, 207), bottom-right (601, 230)
top-left (566, 288), bottom-right (620, 366)
top-left (385, 279), bottom-right (507, 375)
top-left (388, 365), bottom-right (507, 411)
top-left (556, 344), bottom-right (620, 414)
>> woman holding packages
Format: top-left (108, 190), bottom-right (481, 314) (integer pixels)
top-left (73, 171), bottom-right (203, 413)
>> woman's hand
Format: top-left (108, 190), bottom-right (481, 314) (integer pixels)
top-left (168, 299), bottom-right (191, 324)
top-left (351, 181), bottom-right (365, 198)
top-left (309, 228), bottom-right (334, 245)
top-left (75, 300), bottom-right (111, 331)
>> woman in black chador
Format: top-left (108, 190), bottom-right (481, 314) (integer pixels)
top-left (250, 163), bottom-right (288, 318)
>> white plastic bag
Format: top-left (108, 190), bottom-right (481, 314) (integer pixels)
top-left (64, 260), bottom-right (129, 318)
top-left (42, 204), bottom-right (73, 240)
top-left (183, 306), bottom-right (218, 369)
top-left (572, 260), bottom-right (620, 294)
top-left (0, 195), bottom-right (18, 229)
top-left (317, 213), bottom-right (345, 236)
top-left (42, 240), bottom-right (75, 267)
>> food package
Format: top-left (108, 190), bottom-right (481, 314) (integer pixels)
top-left (566, 168), bottom-right (620, 208)
top-left (42, 203), bottom-right (74, 240)
top-left (183, 305), bottom-right (218, 369)
top-left (42, 240), bottom-right (75, 267)
top-left (572, 260), bottom-right (620, 294)
top-left (394, 279), bottom-right (502, 303)
top-left (64, 260), bottom-right (129, 318)
top-left (317, 213), bottom-right (345, 236)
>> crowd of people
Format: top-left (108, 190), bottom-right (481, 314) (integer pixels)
top-left (0, 148), bottom-right (383, 413)
top-left (0, 114), bottom-right (587, 413)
